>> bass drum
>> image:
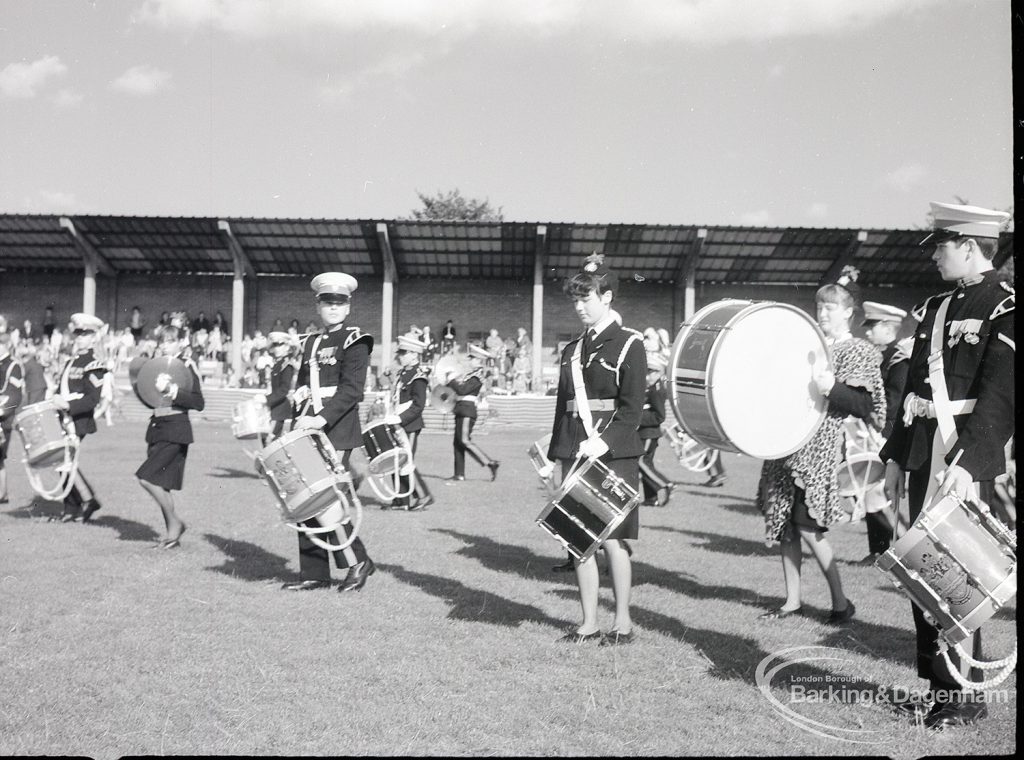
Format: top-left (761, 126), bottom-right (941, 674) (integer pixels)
top-left (669, 300), bottom-right (829, 460)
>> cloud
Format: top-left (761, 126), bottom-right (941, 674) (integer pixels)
top-left (51, 89), bottom-right (84, 108)
top-left (738, 209), bottom-right (773, 225)
top-left (318, 49), bottom-right (430, 103)
top-left (883, 163), bottom-right (927, 193)
top-left (0, 55), bottom-right (67, 98)
top-left (23, 190), bottom-right (94, 214)
top-left (110, 65), bottom-right (172, 95)
top-left (137, 0), bottom-right (941, 43)
top-left (806, 202), bottom-right (828, 219)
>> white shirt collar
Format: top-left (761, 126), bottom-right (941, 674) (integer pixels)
top-left (588, 312), bottom-right (617, 339)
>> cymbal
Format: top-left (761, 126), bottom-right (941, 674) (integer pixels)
top-left (135, 356), bottom-right (194, 409)
top-left (429, 384), bottom-right (456, 413)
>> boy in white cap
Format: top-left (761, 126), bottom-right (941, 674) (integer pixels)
top-left (0, 332), bottom-right (24, 504)
top-left (881, 201), bottom-right (1014, 728)
top-left (638, 351), bottom-right (672, 506)
top-left (447, 344), bottom-right (500, 482)
top-left (382, 331), bottom-right (434, 510)
top-left (858, 300), bottom-right (910, 563)
top-left (285, 272), bottom-right (375, 592)
top-left (49, 313), bottom-right (108, 522)
top-left (261, 331), bottom-right (299, 442)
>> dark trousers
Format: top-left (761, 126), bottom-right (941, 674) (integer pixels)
top-left (453, 415), bottom-right (491, 477)
top-left (907, 468), bottom-right (984, 695)
top-left (397, 430), bottom-right (432, 503)
top-left (639, 437), bottom-right (670, 500)
top-left (864, 510), bottom-right (892, 556)
top-left (297, 449), bottom-right (369, 580)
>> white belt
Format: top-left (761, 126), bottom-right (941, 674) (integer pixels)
top-left (902, 392), bottom-right (976, 427)
top-left (456, 395), bottom-right (478, 403)
top-left (567, 399), bottom-right (617, 412)
top-left (316, 386), bottom-right (337, 399)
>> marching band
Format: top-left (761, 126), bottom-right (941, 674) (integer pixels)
top-left (0, 201), bottom-right (1015, 730)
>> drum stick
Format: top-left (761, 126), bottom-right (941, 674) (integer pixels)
top-left (926, 449), bottom-right (965, 511)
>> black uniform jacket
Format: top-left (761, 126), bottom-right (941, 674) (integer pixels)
top-left (879, 341), bottom-right (910, 439)
top-left (297, 323), bottom-right (373, 451)
top-left (639, 378), bottom-right (667, 439)
top-left (393, 364), bottom-right (430, 433)
top-left (548, 322), bottom-right (647, 461)
top-left (145, 360), bottom-right (205, 445)
top-left (266, 358), bottom-right (297, 422)
top-left (449, 369), bottom-right (485, 420)
top-left (880, 271), bottom-right (1014, 481)
top-left (1, 355), bottom-right (24, 421)
top-left (58, 350), bottom-right (107, 438)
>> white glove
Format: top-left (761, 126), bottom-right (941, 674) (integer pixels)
top-left (253, 393), bottom-right (268, 405)
top-left (577, 436), bottom-right (609, 460)
top-left (538, 462), bottom-right (554, 479)
top-left (384, 414), bottom-right (402, 425)
top-left (50, 395), bottom-right (70, 411)
top-left (296, 415), bottom-right (327, 431)
top-left (154, 372), bottom-right (171, 392)
top-left (813, 368), bottom-right (836, 396)
top-left (938, 463), bottom-right (978, 504)
top-left (292, 386), bottom-right (310, 405)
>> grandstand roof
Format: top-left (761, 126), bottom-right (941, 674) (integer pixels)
top-left (0, 214), bottom-right (1013, 288)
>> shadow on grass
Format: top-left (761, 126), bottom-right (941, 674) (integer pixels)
top-left (715, 501), bottom-right (762, 516)
top-left (647, 526), bottom-right (774, 557)
top-left (87, 514), bottom-right (162, 543)
top-left (378, 562), bottom-right (567, 630)
top-left (203, 532), bottom-right (294, 582)
top-left (207, 466), bottom-right (260, 479)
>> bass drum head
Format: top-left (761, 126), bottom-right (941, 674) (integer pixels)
top-left (711, 303), bottom-right (828, 459)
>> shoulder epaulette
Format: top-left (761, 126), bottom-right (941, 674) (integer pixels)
top-left (891, 337), bottom-right (914, 365)
top-left (910, 290), bottom-right (954, 323)
top-left (623, 326), bottom-right (644, 338)
top-left (343, 325), bottom-right (373, 349)
top-left (1000, 280), bottom-right (1014, 294)
top-left (991, 292), bottom-right (1015, 320)
top-left (413, 365), bottom-right (432, 382)
top-left (84, 360), bottom-right (107, 373)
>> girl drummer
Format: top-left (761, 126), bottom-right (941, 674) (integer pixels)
top-left (756, 267), bottom-right (884, 623)
top-left (547, 252), bottom-right (647, 645)
top-left (136, 325), bottom-right (205, 548)
top-left (262, 331), bottom-right (299, 443)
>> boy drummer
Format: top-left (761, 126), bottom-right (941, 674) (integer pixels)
top-left (382, 331), bottom-right (434, 511)
top-left (447, 345), bottom-right (500, 482)
top-left (261, 331), bottom-right (299, 442)
top-left (638, 350), bottom-right (673, 506)
top-left (135, 326), bottom-right (205, 547)
top-left (547, 253), bottom-right (647, 644)
top-left (285, 272), bottom-right (376, 592)
top-left (50, 313), bottom-right (108, 523)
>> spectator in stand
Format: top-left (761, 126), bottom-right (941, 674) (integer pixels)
top-left (512, 344), bottom-right (532, 394)
top-left (21, 319), bottom-right (39, 345)
top-left (515, 326), bottom-right (532, 355)
top-left (288, 318), bottom-right (301, 334)
top-left (207, 325), bottom-right (223, 361)
top-left (441, 319), bottom-right (456, 355)
top-left (304, 320), bottom-right (318, 334)
top-left (16, 341), bottom-right (49, 406)
top-left (420, 325), bottom-right (437, 364)
top-left (42, 305), bottom-right (56, 340)
top-left (0, 314), bottom-right (8, 333)
top-left (502, 336), bottom-right (517, 390)
top-left (212, 310), bottom-right (229, 336)
top-left (152, 312), bottom-right (170, 339)
top-left (128, 306), bottom-right (147, 343)
top-left (191, 311), bottom-right (212, 334)
top-left (240, 334), bottom-right (254, 365)
top-left (485, 328), bottom-right (505, 378)
top-left (271, 318), bottom-right (285, 334)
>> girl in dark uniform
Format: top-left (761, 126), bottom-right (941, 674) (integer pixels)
top-left (136, 326), bottom-right (205, 548)
top-left (547, 253), bottom-right (647, 645)
top-left (262, 331), bottom-right (298, 442)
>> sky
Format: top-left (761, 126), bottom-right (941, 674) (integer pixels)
top-left (0, 0), bottom-right (1013, 229)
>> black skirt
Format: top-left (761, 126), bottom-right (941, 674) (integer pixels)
top-left (136, 440), bottom-right (189, 491)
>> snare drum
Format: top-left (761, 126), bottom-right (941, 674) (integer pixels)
top-left (232, 398), bottom-right (272, 440)
top-left (254, 429), bottom-right (347, 523)
top-left (536, 458), bottom-right (641, 562)
top-left (668, 300), bottom-right (829, 459)
top-left (362, 421), bottom-right (410, 476)
top-left (13, 400), bottom-right (70, 467)
top-left (528, 434), bottom-right (553, 475)
top-left (836, 451), bottom-right (889, 521)
top-left (875, 493), bottom-right (1017, 647)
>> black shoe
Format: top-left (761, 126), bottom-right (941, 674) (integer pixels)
top-left (445, 476), bottom-right (466, 484)
top-left (757, 606), bottom-right (803, 620)
top-left (81, 500), bottom-right (101, 523)
top-left (558, 629), bottom-right (602, 644)
top-left (0, 497), bottom-right (9, 505)
top-left (825, 600), bottom-right (856, 625)
top-left (280, 579), bottom-right (333, 591)
top-left (552, 558), bottom-right (575, 573)
top-left (858, 553), bottom-right (883, 566)
top-left (339, 559), bottom-right (376, 592)
top-left (642, 497), bottom-right (658, 507)
top-left (409, 495), bottom-right (434, 512)
top-left (703, 474), bottom-right (726, 488)
top-left (924, 699), bottom-right (988, 729)
top-left (487, 461), bottom-right (500, 481)
top-left (60, 511), bottom-right (81, 523)
top-left (599, 629), bottom-right (635, 646)
top-left (889, 694), bottom-right (933, 718)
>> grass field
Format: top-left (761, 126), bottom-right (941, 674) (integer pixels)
top-left (0, 420), bottom-right (1016, 758)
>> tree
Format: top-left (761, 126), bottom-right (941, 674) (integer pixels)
top-left (405, 189), bottom-right (503, 222)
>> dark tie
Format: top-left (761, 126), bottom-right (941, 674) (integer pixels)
top-left (582, 329), bottom-right (595, 357)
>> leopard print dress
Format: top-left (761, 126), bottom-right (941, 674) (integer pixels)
top-left (758, 337), bottom-right (885, 545)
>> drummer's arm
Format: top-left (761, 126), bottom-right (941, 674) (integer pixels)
top-left (170, 366), bottom-right (206, 411)
top-left (66, 367), bottom-right (104, 417)
top-left (265, 365), bottom-right (293, 410)
top-left (824, 383), bottom-right (873, 420)
top-left (602, 338), bottom-right (647, 456)
top-left (399, 377), bottom-right (427, 426)
top-left (320, 343), bottom-right (369, 427)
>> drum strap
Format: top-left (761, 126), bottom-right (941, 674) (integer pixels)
top-left (309, 334), bottom-right (324, 414)
top-left (924, 294), bottom-right (960, 505)
top-left (570, 337), bottom-right (597, 438)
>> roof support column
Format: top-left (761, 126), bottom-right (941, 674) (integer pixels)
top-left (531, 225), bottom-right (547, 392)
top-left (376, 223), bottom-right (398, 373)
top-left (673, 228), bottom-right (705, 329)
top-left (218, 221), bottom-right (256, 384)
top-left (60, 217), bottom-right (115, 318)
